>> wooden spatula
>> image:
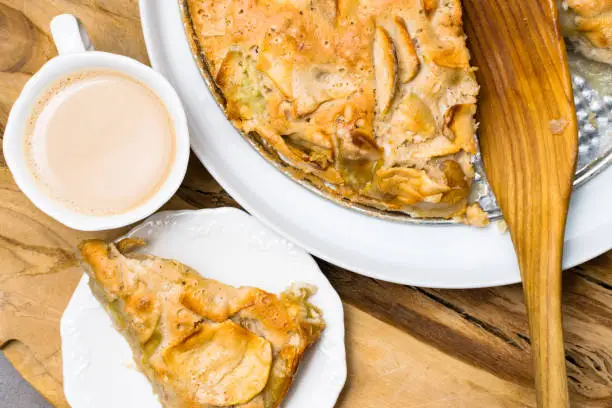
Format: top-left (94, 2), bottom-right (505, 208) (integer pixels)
top-left (461, 1), bottom-right (578, 407)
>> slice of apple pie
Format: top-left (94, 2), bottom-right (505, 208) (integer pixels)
top-left (559, 0), bottom-right (612, 64)
top-left (183, 0), bottom-right (485, 223)
top-left (78, 239), bottom-right (325, 408)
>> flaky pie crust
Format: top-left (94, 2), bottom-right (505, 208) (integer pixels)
top-left (79, 239), bottom-right (325, 408)
top-left (559, 0), bottom-right (612, 64)
top-left (182, 0), bottom-right (483, 222)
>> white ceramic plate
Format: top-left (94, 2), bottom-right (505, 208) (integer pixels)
top-left (61, 208), bottom-right (346, 408)
top-left (139, 0), bottom-right (612, 288)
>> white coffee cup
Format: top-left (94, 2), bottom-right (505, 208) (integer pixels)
top-left (3, 14), bottom-right (190, 231)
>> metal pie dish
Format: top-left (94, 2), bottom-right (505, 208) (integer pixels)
top-left (179, 1), bottom-right (612, 226)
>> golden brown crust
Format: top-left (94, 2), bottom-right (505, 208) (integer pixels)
top-left (559, 0), bottom-right (612, 64)
top-left (183, 0), bottom-right (480, 219)
top-left (78, 239), bottom-right (325, 408)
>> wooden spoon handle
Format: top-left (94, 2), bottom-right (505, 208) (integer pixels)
top-left (515, 201), bottom-right (570, 407)
top-left (462, 0), bottom-right (577, 405)
top-left (524, 265), bottom-right (569, 408)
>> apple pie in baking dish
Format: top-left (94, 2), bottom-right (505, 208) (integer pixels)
top-left (559, 0), bottom-right (612, 64)
top-left (182, 0), bottom-right (486, 223)
top-left (79, 239), bottom-right (325, 408)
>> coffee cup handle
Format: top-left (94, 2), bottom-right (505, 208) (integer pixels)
top-left (50, 14), bottom-right (94, 55)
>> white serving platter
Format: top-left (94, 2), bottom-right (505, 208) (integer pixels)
top-left (139, 0), bottom-right (612, 288)
top-left (61, 208), bottom-right (346, 408)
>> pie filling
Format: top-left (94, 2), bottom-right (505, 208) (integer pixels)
top-left (184, 0), bottom-right (489, 224)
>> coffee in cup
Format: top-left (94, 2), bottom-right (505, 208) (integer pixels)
top-left (23, 69), bottom-right (176, 216)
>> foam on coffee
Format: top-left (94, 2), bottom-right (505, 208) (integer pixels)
top-left (24, 69), bottom-right (176, 215)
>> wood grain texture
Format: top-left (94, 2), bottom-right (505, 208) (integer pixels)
top-left (463, 0), bottom-right (578, 406)
top-left (0, 1), bottom-right (610, 407)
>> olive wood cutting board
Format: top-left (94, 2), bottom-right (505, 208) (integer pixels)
top-left (0, 1), bottom-right (611, 407)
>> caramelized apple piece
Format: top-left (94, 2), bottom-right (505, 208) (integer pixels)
top-left (256, 35), bottom-right (298, 98)
top-left (392, 17), bottom-right (420, 82)
top-left (398, 136), bottom-right (462, 165)
top-left (337, 129), bottom-right (381, 161)
top-left (376, 167), bottom-right (449, 204)
top-left (161, 320), bottom-right (272, 406)
top-left (441, 160), bottom-right (468, 188)
top-left (566, 0), bottom-right (612, 17)
top-left (438, 160), bottom-right (469, 205)
top-left (181, 280), bottom-right (259, 322)
top-left (397, 93), bottom-right (436, 137)
top-left (373, 26), bottom-right (397, 115)
top-left (446, 104), bottom-right (477, 153)
top-left (252, 123), bottom-right (344, 183)
top-left (576, 15), bottom-right (612, 48)
top-left (426, 39), bottom-right (471, 68)
top-left (282, 130), bottom-right (335, 169)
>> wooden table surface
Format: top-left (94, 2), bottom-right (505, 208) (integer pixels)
top-left (0, 1), bottom-right (611, 407)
